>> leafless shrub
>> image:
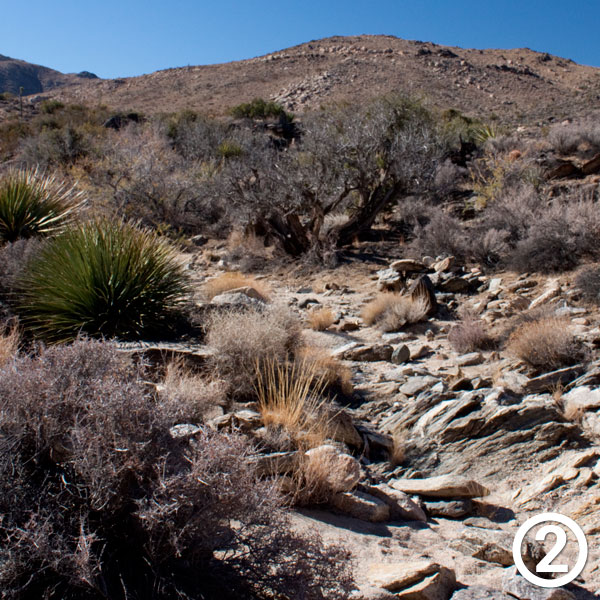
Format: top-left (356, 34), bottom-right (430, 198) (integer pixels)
top-left (409, 211), bottom-right (469, 261)
top-left (549, 121), bottom-right (600, 156)
top-left (0, 339), bottom-right (354, 599)
top-left (307, 306), bottom-right (335, 331)
top-left (362, 293), bottom-right (429, 332)
top-left (575, 264), bottom-right (600, 305)
top-left (206, 304), bottom-right (301, 398)
top-left (448, 315), bottom-right (493, 353)
top-left (0, 238), bottom-right (43, 299)
top-left (507, 316), bottom-right (584, 372)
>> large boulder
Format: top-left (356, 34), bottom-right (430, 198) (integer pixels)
top-left (332, 490), bottom-right (390, 522)
top-left (502, 566), bottom-right (575, 600)
top-left (389, 475), bottom-right (490, 499)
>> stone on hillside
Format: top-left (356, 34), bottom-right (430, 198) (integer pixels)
top-left (408, 275), bottom-right (438, 316)
top-left (399, 376), bottom-right (439, 396)
top-left (378, 268), bottom-right (403, 291)
top-left (396, 567), bottom-right (456, 599)
top-left (424, 499), bottom-right (472, 519)
top-left (332, 490), bottom-right (390, 522)
top-left (392, 344), bottom-right (411, 364)
top-left (529, 280), bottom-right (561, 310)
top-left (389, 475), bottom-right (490, 499)
top-left (433, 256), bottom-right (455, 273)
top-left (210, 291), bottom-right (265, 308)
top-left (439, 276), bottom-right (471, 293)
top-left (456, 352), bottom-right (484, 367)
top-left (305, 445), bottom-right (361, 493)
top-left (502, 566), bottom-right (575, 600)
top-left (366, 483), bottom-right (427, 522)
top-left (523, 366), bottom-right (584, 394)
top-left (562, 386), bottom-right (600, 413)
top-left (169, 423), bottom-right (202, 439)
top-left (368, 561), bottom-right (440, 592)
top-left (325, 408), bottom-right (363, 447)
top-left (488, 278), bottom-right (503, 294)
top-left (450, 527), bottom-right (544, 569)
top-left (451, 587), bottom-right (511, 599)
top-left (390, 259), bottom-right (429, 273)
top-left (336, 343), bottom-right (394, 362)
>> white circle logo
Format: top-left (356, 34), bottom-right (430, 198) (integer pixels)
top-left (513, 512), bottom-right (588, 588)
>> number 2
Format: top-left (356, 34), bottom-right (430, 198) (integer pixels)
top-left (535, 525), bottom-right (569, 573)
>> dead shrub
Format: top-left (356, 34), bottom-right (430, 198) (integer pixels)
top-left (0, 338), bottom-right (354, 600)
top-left (448, 316), bottom-right (493, 353)
top-left (203, 271), bottom-right (271, 301)
top-left (549, 120), bottom-right (600, 156)
top-left (206, 304), bottom-right (301, 398)
top-left (296, 345), bottom-right (354, 396)
top-left (361, 293), bottom-right (429, 332)
top-left (507, 316), bottom-right (584, 372)
top-left (409, 211), bottom-right (469, 261)
top-left (0, 323), bottom-right (18, 366)
top-left (307, 306), bottom-right (335, 331)
top-left (575, 264), bottom-right (600, 305)
top-left (160, 360), bottom-right (227, 423)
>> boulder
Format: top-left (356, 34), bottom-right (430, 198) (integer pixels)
top-left (377, 268), bottom-right (404, 292)
top-left (368, 561), bottom-right (440, 592)
top-left (365, 483), bottom-right (427, 522)
top-left (210, 291), bottom-right (265, 308)
top-left (456, 352), bottom-right (484, 367)
top-left (392, 344), bottom-right (411, 364)
top-left (424, 499), bottom-right (472, 519)
top-left (399, 376), bottom-right (439, 396)
top-left (335, 343), bottom-right (394, 362)
top-left (396, 567), bottom-right (456, 599)
top-left (332, 490), bottom-right (390, 522)
top-left (390, 259), bottom-right (429, 273)
top-left (389, 475), bottom-right (490, 499)
top-left (305, 445), bottom-right (361, 493)
top-left (502, 566), bottom-right (575, 600)
top-left (562, 386), bottom-right (600, 413)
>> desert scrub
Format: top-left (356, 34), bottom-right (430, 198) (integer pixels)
top-left (206, 304), bottom-right (301, 398)
top-left (507, 316), bottom-right (584, 372)
top-left (306, 306), bottom-right (335, 331)
top-left (448, 314), bottom-right (493, 353)
top-left (296, 345), bottom-right (353, 396)
top-left (575, 264), bottom-right (600, 305)
top-left (18, 218), bottom-right (190, 342)
top-left (203, 271), bottom-right (270, 301)
top-left (0, 339), bottom-right (353, 600)
top-left (361, 293), bottom-right (429, 332)
top-left (0, 168), bottom-right (84, 243)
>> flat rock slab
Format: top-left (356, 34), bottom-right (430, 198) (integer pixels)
top-left (451, 587), bottom-right (511, 599)
top-left (424, 499), bottom-right (472, 519)
top-left (368, 561), bottom-right (440, 592)
top-left (502, 567), bottom-right (575, 599)
top-left (365, 483), bottom-right (428, 522)
top-left (399, 376), bottom-right (439, 396)
top-left (389, 475), bottom-right (490, 499)
top-left (334, 342), bottom-right (394, 362)
top-left (396, 568), bottom-right (456, 600)
top-left (332, 490), bottom-right (390, 522)
top-left (390, 259), bottom-right (429, 273)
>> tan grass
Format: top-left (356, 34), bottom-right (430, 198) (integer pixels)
top-left (306, 307), bottom-right (335, 331)
top-left (0, 324), bottom-right (19, 367)
top-left (255, 357), bottom-right (334, 450)
top-left (203, 271), bottom-right (271, 301)
top-left (361, 293), bottom-right (428, 332)
top-left (507, 316), bottom-right (582, 372)
top-left (296, 346), bottom-right (353, 395)
top-left (389, 432), bottom-right (405, 466)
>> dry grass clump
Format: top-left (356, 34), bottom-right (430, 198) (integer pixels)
top-left (255, 357), bottom-right (333, 450)
top-left (160, 360), bottom-right (227, 423)
top-left (507, 316), bottom-right (583, 372)
top-left (203, 271), bottom-right (270, 301)
top-left (206, 304), bottom-right (301, 398)
top-left (0, 338), bottom-right (354, 600)
top-left (361, 293), bottom-right (429, 332)
top-left (296, 345), bottom-right (354, 395)
top-left (307, 306), bottom-right (335, 331)
top-left (389, 432), bottom-right (406, 467)
top-left (0, 323), bottom-right (18, 366)
top-left (448, 315), bottom-right (493, 353)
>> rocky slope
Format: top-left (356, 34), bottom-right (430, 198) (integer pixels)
top-left (24, 35), bottom-right (600, 124)
top-left (0, 54), bottom-right (95, 95)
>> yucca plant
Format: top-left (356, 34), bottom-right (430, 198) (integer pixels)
top-left (0, 168), bottom-right (84, 243)
top-left (18, 218), bottom-right (190, 342)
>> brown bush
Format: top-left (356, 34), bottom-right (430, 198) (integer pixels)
top-left (307, 306), bottom-right (335, 331)
top-left (448, 316), bottom-right (493, 353)
top-left (206, 304), bottom-right (301, 398)
top-left (575, 264), bottom-right (600, 305)
top-left (203, 271), bottom-right (271, 301)
top-left (361, 293), bottom-right (428, 332)
top-left (296, 345), bottom-right (354, 396)
top-left (507, 316), bottom-right (584, 372)
top-left (0, 339), bottom-right (354, 599)
top-left (0, 322), bottom-right (18, 366)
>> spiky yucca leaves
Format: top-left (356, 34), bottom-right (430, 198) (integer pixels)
top-left (18, 219), bottom-right (190, 342)
top-left (0, 168), bottom-right (84, 243)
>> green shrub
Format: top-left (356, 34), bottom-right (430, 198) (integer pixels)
top-left (18, 218), bottom-right (190, 341)
top-left (230, 98), bottom-right (290, 120)
top-left (0, 168), bottom-right (84, 243)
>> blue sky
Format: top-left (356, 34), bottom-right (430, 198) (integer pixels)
top-left (2, 0), bottom-right (598, 78)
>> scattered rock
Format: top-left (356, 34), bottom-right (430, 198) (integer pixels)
top-left (523, 366), bottom-right (584, 394)
top-left (391, 344), bottom-right (411, 364)
top-left (562, 386), bottom-right (600, 413)
top-left (334, 343), bottom-right (394, 362)
top-left (424, 499), bottom-right (472, 519)
top-left (366, 483), bottom-right (428, 522)
top-left (305, 445), bottom-right (361, 493)
top-left (399, 376), bottom-right (439, 396)
top-left (389, 475), bottom-right (490, 499)
top-left (251, 451), bottom-right (298, 476)
top-left (378, 268), bottom-right (403, 291)
top-left (332, 490), bottom-right (390, 522)
top-left (456, 352), bottom-right (484, 367)
top-left (368, 561), bottom-right (440, 592)
top-left (390, 259), bottom-right (429, 273)
top-left (529, 280), bottom-right (560, 310)
top-left (396, 567), bottom-right (456, 599)
top-left (169, 423), bottom-right (202, 439)
top-left (502, 566), bottom-right (575, 599)
top-left (451, 587), bottom-right (511, 599)
top-left (210, 291), bottom-right (265, 308)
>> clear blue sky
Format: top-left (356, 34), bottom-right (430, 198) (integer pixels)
top-left (2, 0), bottom-right (598, 78)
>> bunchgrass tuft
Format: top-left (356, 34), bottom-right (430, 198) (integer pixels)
top-left (0, 168), bottom-right (84, 244)
top-left (18, 218), bottom-right (190, 342)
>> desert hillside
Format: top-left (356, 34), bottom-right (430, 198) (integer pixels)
top-left (2, 35), bottom-right (597, 123)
